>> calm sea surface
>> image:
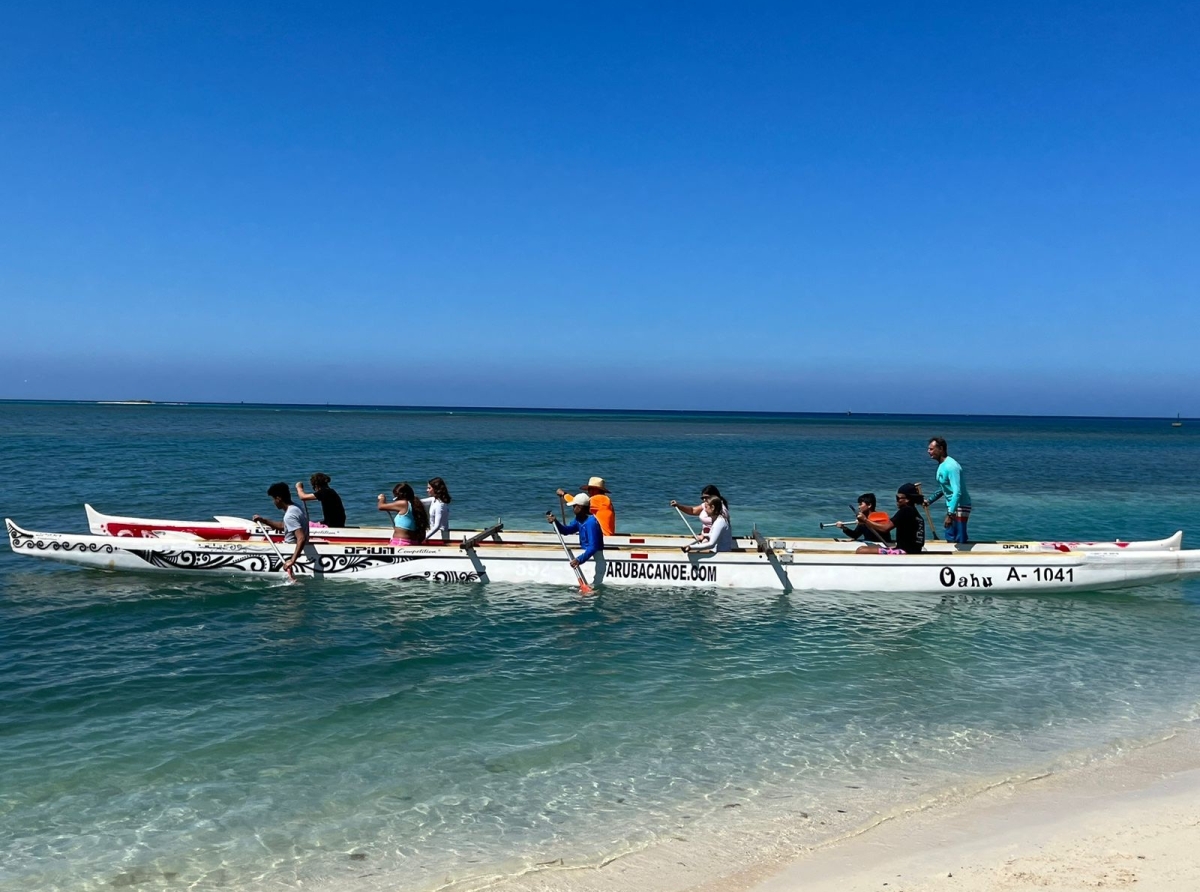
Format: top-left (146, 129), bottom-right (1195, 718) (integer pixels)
top-left (2, 402), bottom-right (1199, 891)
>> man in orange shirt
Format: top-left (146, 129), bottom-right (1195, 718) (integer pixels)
top-left (557, 476), bottom-right (616, 534)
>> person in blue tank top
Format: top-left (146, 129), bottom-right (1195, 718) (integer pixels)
top-left (378, 481), bottom-right (429, 545)
top-left (927, 437), bottom-right (972, 543)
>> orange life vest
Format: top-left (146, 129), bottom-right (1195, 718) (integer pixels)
top-left (564, 493), bottom-right (616, 535)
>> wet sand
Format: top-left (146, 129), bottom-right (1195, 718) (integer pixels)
top-left (470, 727), bottom-right (1200, 892)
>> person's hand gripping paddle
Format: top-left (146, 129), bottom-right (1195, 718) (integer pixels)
top-left (255, 521), bottom-right (296, 583)
top-left (546, 512), bottom-right (592, 595)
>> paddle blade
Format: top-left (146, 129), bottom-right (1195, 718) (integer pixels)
top-left (577, 579), bottom-right (593, 595)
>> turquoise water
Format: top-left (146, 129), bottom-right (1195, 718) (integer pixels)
top-left (2, 402), bottom-right (1199, 891)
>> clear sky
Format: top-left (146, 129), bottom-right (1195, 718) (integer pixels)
top-left (2, 1), bottom-right (1197, 415)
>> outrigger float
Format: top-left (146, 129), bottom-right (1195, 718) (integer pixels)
top-left (8, 515), bottom-right (1200, 595)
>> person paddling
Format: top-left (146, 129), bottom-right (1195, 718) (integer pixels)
top-left (378, 482), bottom-right (429, 545)
top-left (856, 484), bottom-right (926, 555)
top-left (557, 477), bottom-right (616, 534)
top-left (253, 482), bottom-right (310, 575)
top-left (835, 493), bottom-right (893, 545)
top-left (295, 473), bottom-right (346, 528)
top-left (545, 494), bottom-right (604, 569)
top-left (682, 494), bottom-right (733, 553)
top-left (670, 484), bottom-right (729, 537)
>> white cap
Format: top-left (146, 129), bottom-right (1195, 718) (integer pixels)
top-left (568, 493), bottom-right (591, 507)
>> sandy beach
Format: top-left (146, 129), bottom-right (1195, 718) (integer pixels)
top-left (751, 729), bottom-right (1200, 892)
top-left (474, 726), bottom-right (1200, 892)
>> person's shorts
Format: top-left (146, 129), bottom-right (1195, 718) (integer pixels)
top-left (877, 546), bottom-right (906, 555)
top-left (390, 537), bottom-right (418, 546)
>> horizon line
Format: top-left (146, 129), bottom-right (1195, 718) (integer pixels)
top-left (0, 398), bottom-right (1190, 423)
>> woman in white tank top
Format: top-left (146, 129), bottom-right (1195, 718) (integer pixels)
top-left (422, 476), bottom-right (452, 542)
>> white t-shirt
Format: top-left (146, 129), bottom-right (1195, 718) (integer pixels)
top-left (422, 497), bottom-right (449, 540)
top-left (282, 503), bottom-right (309, 544)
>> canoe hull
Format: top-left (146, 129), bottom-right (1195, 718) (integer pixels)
top-left (11, 520), bottom-right (1200, 594)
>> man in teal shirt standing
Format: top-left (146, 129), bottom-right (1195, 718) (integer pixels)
top-left (927, 437), bottom-right (972, 543)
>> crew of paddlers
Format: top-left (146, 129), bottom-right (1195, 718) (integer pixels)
top-left (253, 438), bottom-right (971, 576)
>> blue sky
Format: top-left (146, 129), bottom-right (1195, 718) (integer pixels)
top-left (2, 1), bottom-right (1197, 415)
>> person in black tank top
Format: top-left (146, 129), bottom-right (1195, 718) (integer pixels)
top-left (295, 473), bottom-right (347, 527)
top-left (855, 483), bottom-right (926, 554)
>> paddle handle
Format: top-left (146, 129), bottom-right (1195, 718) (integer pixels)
top-left (913, 485), bottom-right (944, 507)
top-left (547, 515), bottom-right (592, 594)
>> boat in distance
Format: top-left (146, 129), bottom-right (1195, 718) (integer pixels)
top-left (83, 504), bottom-right (1185, 555)
top-left (11, 519), bottom-right (1200, 595)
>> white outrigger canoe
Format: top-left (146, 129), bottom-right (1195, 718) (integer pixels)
top-left (10, 519), bottom-right (1200, 595)
top-left (83, 504), bottom-right (1185, 555)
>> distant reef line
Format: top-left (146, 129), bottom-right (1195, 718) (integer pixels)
top-left (0, 398), bottom-right (1191, 423)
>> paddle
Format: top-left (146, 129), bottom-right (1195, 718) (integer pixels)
top-left (256, 522), bottom-right (296, 583)
top-left (850, 511), bottom-right (893, 540)
top-left (547, 513), bottom-right (593, 595)
top-left (823, 510), bottom-right (892, 544)
top-left (558, 492), bottom-right (567, 523)
top-left (672, 504), bottom-right (701, 540)
top-left (914, 483), bottom-right (939, 541)
top-left (926, 490), bottom-right (945, 540)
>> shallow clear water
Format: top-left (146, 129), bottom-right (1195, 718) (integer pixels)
top-left (2, 402), bottom-right (1199, 890)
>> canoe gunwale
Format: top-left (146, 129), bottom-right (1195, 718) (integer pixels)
top-left (83, 505), bottom-right (1184, 554)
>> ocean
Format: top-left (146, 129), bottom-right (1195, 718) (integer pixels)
top-left (2, 401), bottom-right (1198, 891)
